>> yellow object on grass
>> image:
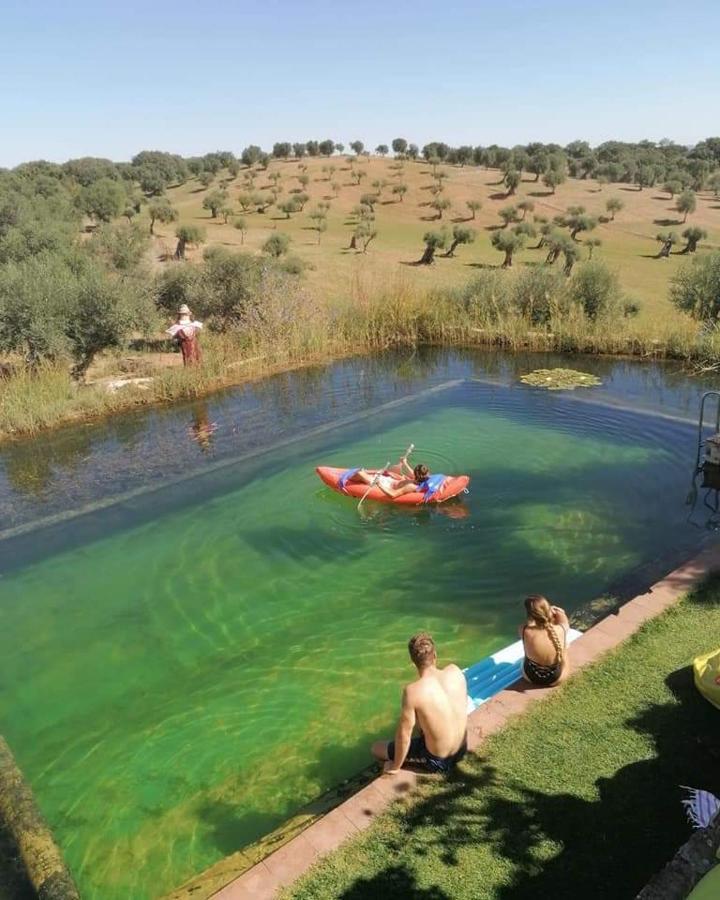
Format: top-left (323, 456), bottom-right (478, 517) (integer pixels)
top-left (693, 648), bottom-right (720, 710)
top-left (687, 865), bottom-right (720, 899)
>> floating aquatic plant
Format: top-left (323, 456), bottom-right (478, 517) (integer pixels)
top-left (520, 368), bottom-right (602, 390)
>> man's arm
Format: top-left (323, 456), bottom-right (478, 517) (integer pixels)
top-left (385, 688), bottom-right (416, 773)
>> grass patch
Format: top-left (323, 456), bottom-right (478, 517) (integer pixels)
top-left (288, 579), bottom-right (720, 899)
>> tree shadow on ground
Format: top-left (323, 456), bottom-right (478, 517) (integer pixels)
top-left (489, 192), bottom-right (509, 201)
top-left (339, 865), bottom-right (451, 899)
top-left (654, 218), bottom-right (683, 227)
top-left (528, 190), bottom-right (554, 197)
top-left (338, 651), bottom-right (718, 899)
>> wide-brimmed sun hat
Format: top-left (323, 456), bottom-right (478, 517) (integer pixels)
top-left (178, 304), bottom-right (191, 315)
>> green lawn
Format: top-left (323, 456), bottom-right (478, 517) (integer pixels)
top-left (288, 579), bottom-right (720, 900)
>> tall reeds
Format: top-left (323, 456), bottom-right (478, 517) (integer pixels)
top-left (0, 265), bottom-right (715, 440)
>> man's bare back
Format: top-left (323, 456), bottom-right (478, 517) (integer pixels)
top-left (372, 633), bottom-right (468, 775)
top-left (406, 663), bottom-right (467, 758)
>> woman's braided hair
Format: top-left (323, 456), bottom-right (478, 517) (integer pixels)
top-left (524, 594), bottom-right (563, 663)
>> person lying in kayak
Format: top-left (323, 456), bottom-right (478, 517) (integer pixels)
top-left (352, 459), bottom-right (430, 499)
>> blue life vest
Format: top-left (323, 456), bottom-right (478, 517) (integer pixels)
top-left (338, 467), bottom-right (360, 492)
top-left (418, 473), bottom-right (447, 502)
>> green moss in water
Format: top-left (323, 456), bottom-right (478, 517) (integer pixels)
top-left (520, 368), bottom-right (602, 390)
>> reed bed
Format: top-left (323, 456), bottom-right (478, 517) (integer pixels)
top-left (0, 270), bottom-right (716, 441)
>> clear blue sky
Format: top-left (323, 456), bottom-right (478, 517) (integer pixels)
top-left (2, 0), bottom-right (718, 167)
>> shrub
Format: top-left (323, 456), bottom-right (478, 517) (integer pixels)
top-left (263, 232), bottom-right (291, 257)
top-left (670, 252), bottom-right (720, 322)
top-left (455, 270), bottom-right (511, 321)
top-left (511, 265), bottom-right (566, 325)
top-left (568, 260), bottom-right (623, 320)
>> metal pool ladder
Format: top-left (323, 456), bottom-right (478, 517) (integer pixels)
top-left (694, 391), bottom-right (720, 472)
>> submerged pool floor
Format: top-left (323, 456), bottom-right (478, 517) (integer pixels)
top-left (0, 378), bottom-right (701, 898)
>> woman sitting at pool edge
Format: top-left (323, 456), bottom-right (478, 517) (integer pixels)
top-left (520, 594), bottom-right (570, 687)
top-left (353, 459), bottom-right (430, 499)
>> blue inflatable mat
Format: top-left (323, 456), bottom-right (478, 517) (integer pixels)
top-left (464, 629), bottom-right (583, 712)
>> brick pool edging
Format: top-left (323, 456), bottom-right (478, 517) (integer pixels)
top-left (209, 543), bottom-right (720, 900)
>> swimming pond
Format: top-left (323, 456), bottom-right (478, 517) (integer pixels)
top-left (0, 351), bottom-right (714, 898)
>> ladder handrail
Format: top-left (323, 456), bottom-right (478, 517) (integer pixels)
top-left (696, 391), bottom-right (720, 469)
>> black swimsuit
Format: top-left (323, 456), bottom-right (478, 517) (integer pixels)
top-left (522, 625), bottom-right (566, 686)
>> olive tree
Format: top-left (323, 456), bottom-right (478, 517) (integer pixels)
top-left (417, 230), bottom-right (447, 264)
top-left (202, 189), bottom-right (228, 218)
top-left (263, 232), bottom-right (291, 257)
top-left (605, 197), bottom-right (624, 220)
top-left (491, 229), bottom-right (525, 268)
top-left (278, 197), bottom-right (301, 218)
top-left (499, 205), bottom-right (519, 228)
top-left (147, 199), bottom-right (177, 235)
top-left (392, 183), bottom-right (408, 202)
top-left (517, 199), bottom-right (535, 220)
top-left (670, 252), bottom-right (720, 321)
top-left (655, 231), bottom-right (679, 258)
top-left (570, 261), bottom-right (622, 319)
top-left (466, 200), bottom-right (482, 219)
top-left (681, 227), bottom-right (707, 254)
top-left (443, 226), bottom-right (476, 258)
top-left (234, 217), bottom-right (247, 244)
top-left (175, 225), bottom-right (205, 260)
top-left (392, 138), bottom-right (408, 155)
top-left (237, 193), bottom-right (254, 212)
top-left (0, 253), bottom-right (155, 377)
top-left (562, 241), bottom-right (580, 276)
top-left (676, 190), bottom-right (697, 223)
top-left (431, 197), bottom-right (451, 219)
top-left (273, 142), bottom-right (292, 159)
top-left (350, 140), bottom-right (365, 155)
top-left (542, 170), bottom-right (565, 194)
top-left (360, 192), bottom-right (379, 211)
top-left (375, 144), bottom-right (389, 157)
top-left (504, 169), bottom-right (521, 195)
top-left (309, 214), bottom-right (327, 243)
top-left (586, 237), bottom-right (602, 259)
top-left (80, 178), bottom-right (126, 223)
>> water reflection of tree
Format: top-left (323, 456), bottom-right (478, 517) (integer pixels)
top-left (2, 430), bottom-right (95, 497)
top-left (1, 416), bottom-right (148, 499)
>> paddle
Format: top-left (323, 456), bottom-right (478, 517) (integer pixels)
top-left (357, 444), bottom-right (415, 510)
top-left (357, 460), bottom-right (390, 510)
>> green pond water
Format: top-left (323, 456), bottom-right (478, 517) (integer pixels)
top-left (0, 375), bottom-right (701, 898)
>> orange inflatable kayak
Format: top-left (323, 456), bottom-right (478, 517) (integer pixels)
top-left (316, 466), bottom-right (470, 505)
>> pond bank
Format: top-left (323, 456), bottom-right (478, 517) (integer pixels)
top-left (267, 549), bottom-right (720, 900)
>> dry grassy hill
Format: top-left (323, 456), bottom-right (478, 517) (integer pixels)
top-left (148, 156), bottom-right (720, 329)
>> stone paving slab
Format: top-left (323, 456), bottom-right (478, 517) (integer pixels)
top-left (211, 544), bottom-right (720, 899)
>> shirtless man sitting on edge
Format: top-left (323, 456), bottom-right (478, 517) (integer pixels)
top-left (372, 633), bottom-right (468, 775)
